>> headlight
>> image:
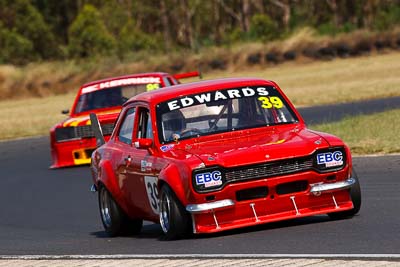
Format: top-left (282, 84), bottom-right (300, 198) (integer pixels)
top-left (192, 167), bottom-right (225, 193)
top-left (314, 147), bottom-right (346, 172)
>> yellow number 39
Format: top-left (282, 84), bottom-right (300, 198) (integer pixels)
top-left (258, 96), bottom-right (283, 109)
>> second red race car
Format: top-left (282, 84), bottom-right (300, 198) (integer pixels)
top-left (89, 77), bottom-right (361, 240)
top-left (49, 71), bottom-right (200, 168)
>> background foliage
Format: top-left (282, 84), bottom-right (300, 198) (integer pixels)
top-left (0, 0), bottom-right (399, 65)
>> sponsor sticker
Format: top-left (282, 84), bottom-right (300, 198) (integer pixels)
top-left (141, 160), bottom-right (152, 172)
top-left (166, 87), bottom-right (269, 111)
top-left (160, 144), bottom-right (175, 152)
top-left (81, 77), bottom-right (161, 93)
top-left (317, 151), bottom-right (343, 167)
top-left (195, 171), bottom-right (222, 188)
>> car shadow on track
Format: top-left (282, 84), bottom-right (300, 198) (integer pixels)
top-left (90, 223), bottom-right (164, 239)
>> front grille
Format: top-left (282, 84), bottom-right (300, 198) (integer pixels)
top-left (225, 157), bottom-right (313, 183)
top-left (276, 180), bottom-right (308, 195)
top-left (192, 147), bottom-right (346, 193)
top-left (101, 123), bottom-right (115, 135)
top-left (75, 125), bottom-right (93, 138)
top-left (75, 124), bottom-right (114, 138)
top-left (55, 123), bottom-right (114, 142)
top-left (236, 186), bottom-right (268, 201)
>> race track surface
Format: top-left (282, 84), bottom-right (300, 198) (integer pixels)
top-left (0, 97), bottom-right (399, 255)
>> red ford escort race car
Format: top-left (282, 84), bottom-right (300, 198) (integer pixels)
top-left (49, 71), bottom-right (200, 168)
top-left (89, 78), bottom-right (361, 239)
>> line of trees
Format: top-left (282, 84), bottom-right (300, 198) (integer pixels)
top-left (0, 0), bottom-right (399, 65)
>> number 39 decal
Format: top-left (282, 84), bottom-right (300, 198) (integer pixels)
top-left (144, 176), bottom-right (159, 214)
top-left (258, 96), bottom-right (283, 109)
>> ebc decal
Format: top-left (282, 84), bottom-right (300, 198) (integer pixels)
top-left (166, 87), bottom-right (270, 111)
top-left (317, 151), bottom-right (343, 167)
top-left (195, 171), bottom-right (222, 188)
top-left (144, 176), bottom-right (159, 214)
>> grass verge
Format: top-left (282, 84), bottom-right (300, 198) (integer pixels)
top-left (202, 51), bottom-right (400, 106)
top-left (310, 109), bottom-right (400, 155)
top-left (0, 93), bottom-right (74, 140)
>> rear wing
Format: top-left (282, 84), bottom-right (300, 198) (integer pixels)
top-left (173, 71), bottom-right (202, 80)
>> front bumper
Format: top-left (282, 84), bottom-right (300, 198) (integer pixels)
top-left (50, 138), bottom-right (98, 168)
top-left (186, 174), bottom-right (355, 234)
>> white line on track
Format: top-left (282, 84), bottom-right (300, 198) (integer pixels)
top-left (1, 254), bottom-right (400, 260)
top-left (353, 153), bottom-right (400, 158)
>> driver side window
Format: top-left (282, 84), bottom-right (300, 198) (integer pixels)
top-left (118, 108), bottom-right (136, 144)
top-left (137, 108), bottom-right (153, 139)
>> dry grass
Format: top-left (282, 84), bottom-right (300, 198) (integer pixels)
top-left (0, 93), bottom-right (74, 140)
top-left (202, 51), bottom-right (400, 106)
top-left (2, 28), bottom-right (400, 102)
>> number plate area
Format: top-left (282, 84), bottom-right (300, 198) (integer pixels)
top-left (144, 176), bottom-right (160, 214)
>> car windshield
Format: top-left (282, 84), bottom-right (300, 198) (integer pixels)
top-left (74, 83), bottom-right (160, 114)
top-left (156, 85), bottom-right (299, 144)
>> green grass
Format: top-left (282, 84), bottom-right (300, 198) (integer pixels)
top-left (310, 109), bottom-right (400, 155)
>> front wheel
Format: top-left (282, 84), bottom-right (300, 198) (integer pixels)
top-left (159, 184), bottom-right (191, 240)
top-left (328, 169), bottom-right (362, 220)
top-left (98, 185), bottom-right (143, 236)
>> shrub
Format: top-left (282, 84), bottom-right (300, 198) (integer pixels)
top-left (0, 23), bottom-right (36, 65)
top-left (100, 2), bottom-right (129, 36)
top-left (118, 19), bottom-right (160, 58)
top-left (0, 0), bottom-right (59, 62)
top-left (250, 14), bottom-right (280, 41)
top-left (373, 5), bottom-right (400, 31)
top-left (68, 4), bottom-right (116, 58)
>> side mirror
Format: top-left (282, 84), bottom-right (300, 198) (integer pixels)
top-left (61, 109), bottom-right (69, 115)
top-left (134, 138), bottom-right (153, 150)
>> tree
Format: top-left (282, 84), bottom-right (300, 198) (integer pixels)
top-left (68, 4), bottom-right (116, 58)
top-left (250, 13), bottom-right (279, 41)
top-left (118, 18), bottom-right (159, 57)
top-left (270, 0), bottom-right (291, 32)
top-left (0, 22), bottom-right (35, 65)
top-left (0, 0), bottom-right (59, 60)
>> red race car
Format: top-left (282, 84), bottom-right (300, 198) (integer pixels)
top-left (49, 71), bottom-right (200, 168)
top-left (89, 77), bottom-right (361, 239)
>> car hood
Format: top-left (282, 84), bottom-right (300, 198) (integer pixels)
top-left (60, 108), bottom-right (121, 128)
top-left (176, 125), bottom-right (332, 168)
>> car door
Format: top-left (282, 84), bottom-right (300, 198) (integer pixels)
top-left (129, 107), bottom-right (161, 219)
top-left (113, 106), bottom-right (147, 217)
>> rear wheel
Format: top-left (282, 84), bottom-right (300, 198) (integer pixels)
top-left (328, 169), bottom-right (362, 220)
top-left (159, 184), bottom-right (191, 240)
top-left (98, 185), bottom-right (143, 236)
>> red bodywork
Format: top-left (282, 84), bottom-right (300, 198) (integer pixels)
top-left (90, 78), bottom-right (355, 234)
top-left (50, 71), bottom-right (200, 168)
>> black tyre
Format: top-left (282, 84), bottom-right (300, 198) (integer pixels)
top-left (98, 185), bottom-right (143, 236)
top-left (328, 169), bottom-right (362, 220)
top-left (159, 184), bottom-right (191, 240)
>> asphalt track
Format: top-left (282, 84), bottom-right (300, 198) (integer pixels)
top-left (0, 96), bottom-right (399, 256)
